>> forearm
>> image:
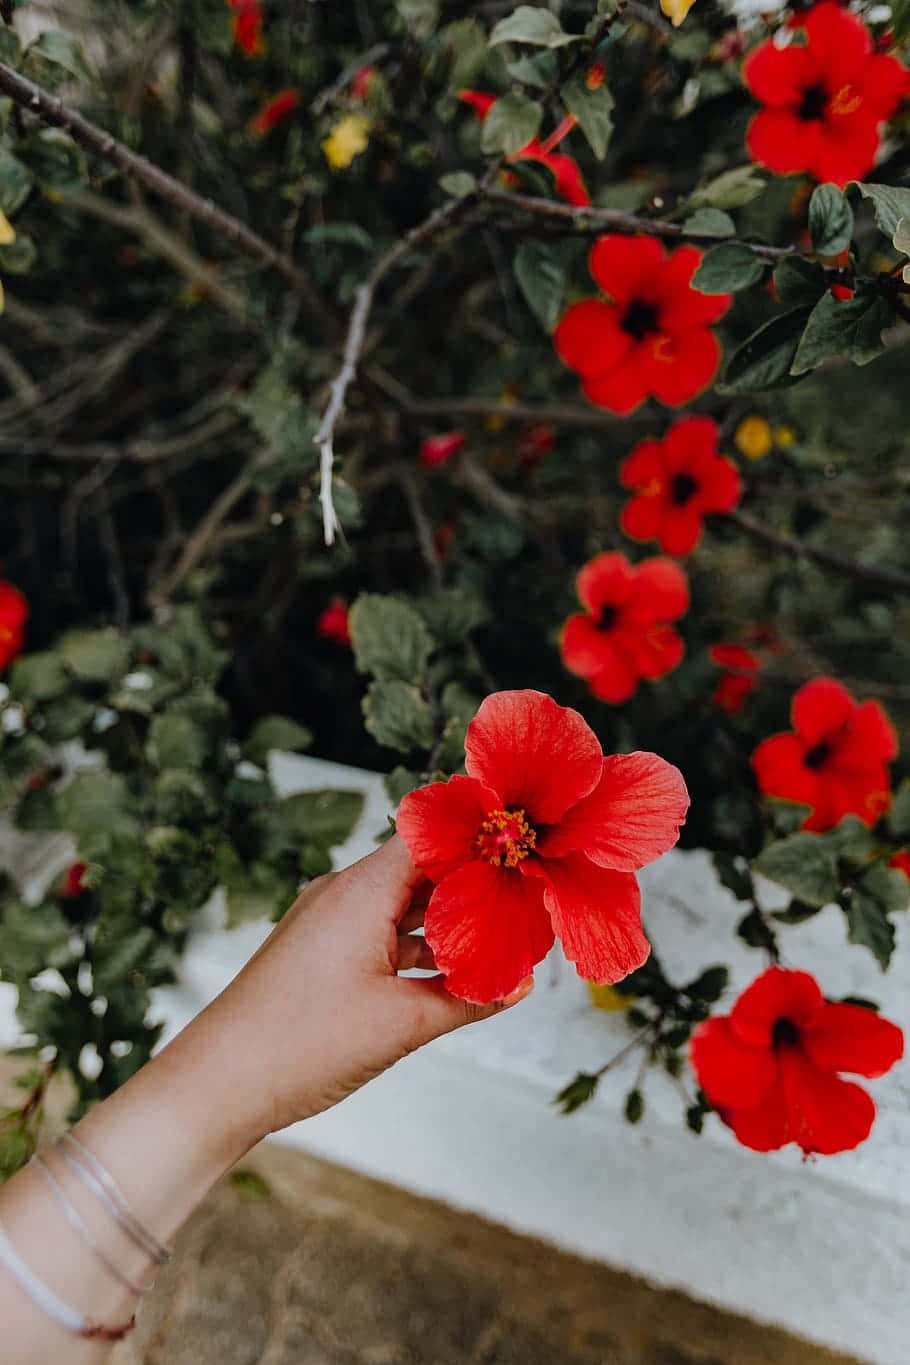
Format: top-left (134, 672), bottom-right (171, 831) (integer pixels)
top-left (0, 998), bottom-right (257, 1365)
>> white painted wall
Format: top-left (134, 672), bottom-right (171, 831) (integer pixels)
top-left (2, 752), bottom-right (908, 1364)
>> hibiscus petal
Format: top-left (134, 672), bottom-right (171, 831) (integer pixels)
top-left (525, 853), bottom-right (649, 983)
top-left (813, 119), bottom-right (880, 187)
top-left (560, 613), bottom-right (617, 678)
top-left (582, 353), bottom-right (651, 414)
top-left (537, 752), bottom-right (689, 869)
top-left (627, 557), bottom-right (690, 621)
top-left (779, 1047), bottom-right (876, 1155)
top-left (0, 582), bottom-right (28, 632)
top-left (805, 1), bottom-right (871, 90)
top-left (802, 1002), bottom-right (904, 1079)
top-left (576, 550), bottom-right (636, 613)
top-left (660, 415), bottom-right (718, 473)
top-left (620, 438), bottom-right (665, 489)
top-left (853, 54), bottom-right (910, 118)
top-left (696, 456), bottom-right (741, 514)
top-left (751, 733), bottom-right (820, 808)
top-left (656, 507), bottom-right (704, 556)
top-left (554, 299), bottom-right (631, 377)
top-left (588, 656), bottom-right (642, 704)
top-left (589, 233), bottom-right (666, 306)
top-left (397, 774), bottom-right (500, 882)
top-left (620, 494), bottom-right (666, 544)
top-left (723, 1078), bottom-right (792, 1152)
top-left (791, 677), bottom-right (854, 744)
top-left (644, 327), bottom-right (722, 407)
top-left (465, 689), bottom-right (603, 824)
top-left (623, 622), bottom-right (685, 679)
top-left (729, 966), bottom-right (824, 1049)
top-left (517, 148), bottom-right (590, 206)
top-left (802, 770), bottom-right (890, 832)
top-left (657, 249), bottom-right (732, 328)
top-left (747, 110), bottom-right (822, 176)
top-left (424, 860), bottom-right (555, 1003)
top-left (742, 42), bottom-right (816, 108)
top-left (836, 700), bottom-right (898, 769)
top-left (690, 1017), bottom-right (779, 1109)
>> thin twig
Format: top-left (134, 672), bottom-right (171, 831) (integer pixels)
top-left (0, 60), bottom-right (324, 314)
top-left (396, 465), bottom-right (443, 587)
top-left (727, 508), bottom-right (910, 595)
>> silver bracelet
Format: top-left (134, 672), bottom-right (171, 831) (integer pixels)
top-left (32, 1153), bottom-right (156, 1296)
top-left (56, 1132), bottom-right (174, 1266)
top-left (0, 1214), bottom-right (136, 1341)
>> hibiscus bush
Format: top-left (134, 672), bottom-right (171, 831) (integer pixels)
top-left (2, 0), bottom-right (910, 1171)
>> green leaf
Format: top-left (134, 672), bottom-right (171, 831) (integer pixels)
top-left (243, 716), bottom-right (313, 767)
top-left (808, 183), bottom-right (854, 256)
top-left (303, 222), bottom-right (373, 250)
top-left (888, 778), bottom-right (910, 838)
top-left (857, 861), bottom-right (910, 915)
top-left (736, 907), bottom-right (777, 952)
top-left (153, 769), bottom-right (213, 824)
top-left (0, 899), bottom-right (74, 983)
top-left (0, 153), bottom-right (31, 215)
top-left (624, 1089), bottom-right (644, 1123)
top-left (397, 0), bottom-right (440, 39)
top-left (9, 652), bottom-right (68, 702)
top-left (489, 6), bottom-right (580, 47)
top-left (56, 772), bottom-right (139, 858)
top-left (851, 182), bottom-right (910, 239)
top-left (384, 766), bottom-right (422, 804)
top-left (823, 815), bottom-right (875, 861)
top-left (146, 713), bottom-right (210, 770)
top-left (681, 207), bottom-right (736, 238)
top-left (790, 289), bottom-right (890, 376)
top-left (349, 594), bottom-right (434, 682)
top-left (560, 77), bottom-right (613, 160)
top-left (262, 789), bottom-right (365, 857)
top-left (712, 851), bottom-right (754, 902)
top-left (230, 1168), bottom-right (271, 1199)
top-left (717, 307), bottom-right (812, 394)
top-left (438, 171), bottom-right (477, 199)
top-left (25, 30), bottom-right (94, 81)
top-left (415, 589), bottom-right (489, 645)
top-left (513, 240), bottom-right (566, 330)
top-left (755, 832), bottom-right (840, 907)
top-left (554, 1071), bottom-right (599, 1115)
top-left (772, 257), bottom-right (826, 308)
top-left (845, 889), bottom-right (895, 969)
top-left (504, 51), bottom-right (557, 87)
top-left (771, 899), bottom-right (824, 925)
top-left (480, 93), bottom-right (542, 156)
top-left (363, 680), bottom-right (434, 752)
top-left (686, 966), bottom-right (728, 1003)
top-left (19, 129), bottom-right (86, 193)
top-left (60, 629), bottom-right (129, 683)
top-left (894, 217), bottom-right (910, 285)
top-left (890, 0), bottom-right (910, 42)
top-left (0, 234), bottom-right (36, 274)
top-left (441, 18), bottom-right (488, 87)
top-left (692, 243), bottom-right (765, 293)
top-left (0, 27), bottom-right (21, 65)
top-left (689, 165), bottom-right (765, 211)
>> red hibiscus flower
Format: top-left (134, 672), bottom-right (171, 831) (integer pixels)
top-left (420, 431), bottom-right (466, 467)
top-left (889, 850), bottom-right (910, 879)
top-left (397, 689), bottom-right (689, 1002)
top-left (691, 966), bottom-right (903, 1155)
top-left (742, 3), bottom-right (910, 186)
top-left (561, 552), bottom-right (689, 704)
top-left (554, 236), bottom-right (732, 416)
top-left (619, 417), bottom-right (741, 556)
top-left (316, 599), bottom-right (351, 646)
top-left (751, 677), bottom-right (896, 832)
top-left (351, 66), bottom-right (377, 102)
top-left (708, 643), bottom-right (760, 714)
top-left (518, 423), bottom-right (555, 469)
top-left (227, 0), bottom-right (264, 56)
top-left (249, 89), bottom-right (300, 136)
top-left (458, 91), bottom-right (590, 207)
top-left (0, 580), bottom-right (28, 670)
top-left (59, 862), bottom-right (89, 898)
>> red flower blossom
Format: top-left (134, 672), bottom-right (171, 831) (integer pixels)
top-left (619, 417), bottom-right (741, 556)
top-left (458, 91), bottom-right (590, 207)
top-left (59, 862), bottom-right (89, 898)
top-left (249, 89), bottom-right (300, 136)
top-left (420, 431), bottom-right (466, 467)
top-left (751, 677), bottom-right (896, 832)
top-left (561, 552), bottom-right (689, 704)
top-left (554, 236), bottom-right (732, 416)
top-left (351, 65), bottom-right (378, 102)
top-left (691, 966), bottom-right (903, 1155)
top-left (0, 580), bottom-right (28, 670)
top-left (708, 643), bottom-right (760, 714)
top-left (397, 690), bottom-right (688, 1002)
top-left (317, 599), bottom-right (351, 646)
top-left (890, 850), bottom-right (910, 879)
top-left (227, 0), bottom-right (264, 56)
top-left (518, 423), bottom-right (555, 469)
top-left (742, 3), bottom-right (910, 186)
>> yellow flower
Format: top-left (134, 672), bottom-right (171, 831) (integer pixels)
top-left (734, 414), bottom-right (773, 461)
top-left (322, 114), bottom-right (371, 171)
top-left (773, 425), bottom-right (797, 449)
top-left (587, 981), bottom-right (632, 1012)
top-left (0, 210), bottom-right (15, 246)
top-left (661, 0), bottom-right (697, 25)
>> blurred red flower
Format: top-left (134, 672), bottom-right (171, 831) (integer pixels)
top-left (889, 850), bottom-right (910, 879)
top-left (554, 236), bottom-right (731, 416)
top-left (620, 416), bottom-right (741, 555)
top-left (249, 89), bottom-right (300, 136)
top-left (351, 66), bottom-right (377, 102)
top-left (317, 599), bottom-right (351, 646)
top-left (458, 91), bottom-right (590, 206)
top-left (751, 677), bottom-right (896, 832)
top-left (226, 0), bottom-right (264, 56)
top-left (59, 862), bottom-right (89, 899)
top-left (518, 423), bottom-right (555, 469)
top-left (420, 431), bottom-right (466, 467)
top-left (0, 580), bottom-right (28, 670)
top-left (691, 966), bottom-right (903, 1154)
top-left (561, 552), bottom-right (689, 704)
top-left (742, 2), bottom-right (910, 186)
top-left (708, 643), bottom-right (760, 714)
top-left (397, 689), bottom-right (688, 1002)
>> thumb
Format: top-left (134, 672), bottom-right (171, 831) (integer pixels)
top-left (402, 973), bottom-right (535, 1048)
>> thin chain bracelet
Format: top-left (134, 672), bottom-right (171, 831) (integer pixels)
top-left (32, 1153), bottom-right (156, 1296)
top-left (0, 1215), bottom-right (136, 1341)
top-left (56, 1132), bottom-right (174, 1265)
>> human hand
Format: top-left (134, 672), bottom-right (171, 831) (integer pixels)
top-left (191, 835), bottom-right (534, 1150)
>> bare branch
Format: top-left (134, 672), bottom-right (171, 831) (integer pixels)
top-left (727, 508), bottom-right (910, 595)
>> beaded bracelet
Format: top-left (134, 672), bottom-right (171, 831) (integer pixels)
top-left (0, 1215), bottom-right (136, 1341)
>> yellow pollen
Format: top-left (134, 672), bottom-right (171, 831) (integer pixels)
top-left (0, 626), bottom-right (12, 643)
top-left (831, 84), bottom-right (862, 117)
top-left (652, 335), bottom-right (675, 363)
top-left (474, 808), bottom-right (537, 868)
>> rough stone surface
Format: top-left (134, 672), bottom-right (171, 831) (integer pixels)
top-left (107, 1143), bottom-right (859, 1365)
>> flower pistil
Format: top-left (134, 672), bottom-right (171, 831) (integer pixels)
top-left (473, 808), bottom-right (537, 867)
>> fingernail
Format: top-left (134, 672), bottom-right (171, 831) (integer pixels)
top-left (502, 975), bottom-right (535, 1007)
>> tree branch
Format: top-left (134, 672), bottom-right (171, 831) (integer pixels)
top-left (727, 508), bottom-right (910, 595)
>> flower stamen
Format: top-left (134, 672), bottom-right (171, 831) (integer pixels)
top-left (473, 808), bottom-right (537, 867)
